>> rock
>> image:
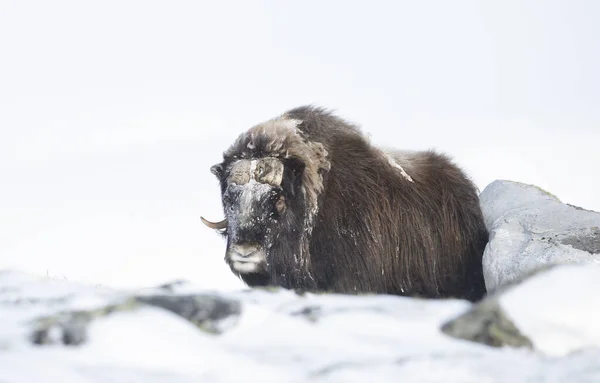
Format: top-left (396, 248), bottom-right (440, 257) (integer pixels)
top-left (29, 293), bottom-right (242, 346)
top-left (135, 294), bottom-right (241, 334)
top-left (0, 271), bottom-right (243, 348)
top-left (440, 297), bottom-right (533, 350)
top-left (479, 180), bottom-right (600, 292)
top-left (30, 299), bottom-right (140, 346)
top-left (441, 263), bottom-right (600, 357)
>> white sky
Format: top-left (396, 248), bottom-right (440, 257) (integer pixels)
top-left (0, 0), bottom-right (598, 290)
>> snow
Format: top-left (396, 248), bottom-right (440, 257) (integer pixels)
top-left (384, 152), bottom-right (414, 182)
top-left (499, 264), bottom-right (600, 358)
top-left (2, 269), bottom-right (600, 382)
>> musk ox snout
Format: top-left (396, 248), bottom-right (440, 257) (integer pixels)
top-left (227, 243), bottom-right (266, 274)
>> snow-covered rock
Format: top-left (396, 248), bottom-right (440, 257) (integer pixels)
top-left (2, 268), bottom-right (600, 382)
top-left (479, 180), bottom-right (600, 292)
top-left (442, 263), bottom-right (600, 358)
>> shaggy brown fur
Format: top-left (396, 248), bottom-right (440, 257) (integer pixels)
top-left (206, 106), bottom-right (489, 301)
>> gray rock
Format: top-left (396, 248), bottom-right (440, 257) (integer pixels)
top-left (440, 297), bottom-right (533, 350)
top-left (135, 294), bottom-right (241, 334)
top-left (30, 293), bottom-right (242, 346)
top-left (30, 299), bottom-right (140, 346)
top-left (479, 180), bottom-right (600, 292)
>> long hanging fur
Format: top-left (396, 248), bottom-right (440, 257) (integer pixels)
top-left (208, 105), bottom-right (489, 301)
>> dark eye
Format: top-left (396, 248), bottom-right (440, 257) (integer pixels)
top-left (275, 195), bottom-right (286, 214)
top-left (222, 192), bottom-right (232, 205)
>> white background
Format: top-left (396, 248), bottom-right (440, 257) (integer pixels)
top-left (1, 0), bottom-right (598, 290)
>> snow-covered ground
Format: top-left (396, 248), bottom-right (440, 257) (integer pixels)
top-left (2, 266), bottom-right (600, 383)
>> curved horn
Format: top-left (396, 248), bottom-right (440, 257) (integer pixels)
top-left (200, 217), bottom-right (228, 230)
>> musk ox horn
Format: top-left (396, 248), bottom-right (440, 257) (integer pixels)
top-left (200, 216), bottom-right (228, 230)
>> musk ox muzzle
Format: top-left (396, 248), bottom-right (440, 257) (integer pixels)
top-left (226, 242), bottom-right (267, 274)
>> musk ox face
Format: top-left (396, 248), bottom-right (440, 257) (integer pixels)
top-left (203, 155), bottom-right (306, 277)
top-left (202, 114), bottom-right (331, 284)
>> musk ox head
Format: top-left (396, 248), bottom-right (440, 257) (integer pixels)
top-left (202, 116), bottom-right (330, 281)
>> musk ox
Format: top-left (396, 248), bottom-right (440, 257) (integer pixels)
top-left (202, 106), bottom-right (488, 301)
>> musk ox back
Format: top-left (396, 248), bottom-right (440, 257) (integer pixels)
top-left (202, 106), bottom-right (488, 301)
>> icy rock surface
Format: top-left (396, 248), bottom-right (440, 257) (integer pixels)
top-left (2, 269), bottom-right (600, 382)
top-left (479, 180), bottom-right (600, 292)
